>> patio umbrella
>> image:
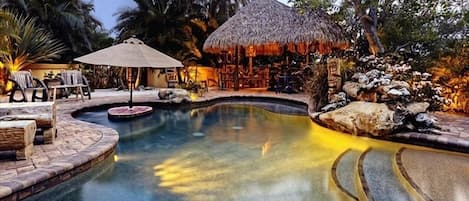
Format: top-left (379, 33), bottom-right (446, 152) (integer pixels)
top-left (74, 37), bottom-right (183, 109)
top-left (75, 37), bottom-right (183, 68)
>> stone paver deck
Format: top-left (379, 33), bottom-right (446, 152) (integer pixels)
top-left (392, 112), bottom-right (469, 152)
top-left (0, 88), bottom-right (468, 200)
top-left (398, 148), bottom-right (469, 201)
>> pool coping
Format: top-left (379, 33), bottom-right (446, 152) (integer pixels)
top-left (1, 91), bottom-right (468, 200)
top-left (0, 99), bottom-right (120, 201)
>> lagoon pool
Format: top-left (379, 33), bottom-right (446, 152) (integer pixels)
top-left (27, 102), bottom-right (417, 201)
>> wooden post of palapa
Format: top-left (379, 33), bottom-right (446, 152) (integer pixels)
top-left (234, 46), bottom-right (239, 91)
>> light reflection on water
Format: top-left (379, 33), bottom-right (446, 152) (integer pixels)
top-left (28, 103), bottom-right (409, 201)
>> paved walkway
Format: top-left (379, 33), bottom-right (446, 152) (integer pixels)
top-left (399, 148), bottom-right (469, 201)
top-left (392, 112), bottom-right (469, 152)
top-left (0, 88), bottom-right (468, 200)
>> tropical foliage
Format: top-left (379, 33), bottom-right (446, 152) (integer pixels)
top-left (292, 0), bottom-right (469, 112)
top-left (431, 41), bottom-right (469, 112)
top-left (292, 0), bottom-right (468, 64)
top-left (0, 9), bottom-right (67, 91)
top-left (114, 0), bottom-right (246, 66)
top-left (0, 0), bottom-right (113, 61)
top-left (0, 11), bottom-right (66, 70)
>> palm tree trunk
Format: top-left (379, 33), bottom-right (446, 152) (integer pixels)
top-left (119, 68), bottom-right (126, 89)
top-left (176, 67), bottom-right (183, 84)
top-left (351, 0), bottom-right (385, 55)
top-left (134, 67), bottom-right (142, 88)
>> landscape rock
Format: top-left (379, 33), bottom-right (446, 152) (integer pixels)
top-left (321, 102), bottom-right (346, 112)
top-left (376, 86), bottom-right (390, 95)
top-left (343, 81), bottom-right (361, 98)
top-left (406, 102), bottom-right (430, 116)
top-left (380, 78), bottom-right (391, 86)
top-left (388, 89), bottom-right (403, 96)
top-left (358, 75), bottom-right (369, 84)
top-left (405, 122), bottom-right (416, 131)
top-left (414, 113), bottom-right (437, 128)
top-left (158, 89), bottom-right (191, 103)
top-left (311, 112), bottom-right (322, 119)
top-left (318, 101), bottom-right (400, 136)
top-left (388, 88), bottom-right (410, 97)
top-left (391, 80), bottom-right (411, 90)
top-left (329, 92), bottom-right (347, 103)
top-left (351, 73), bottom-right (364, 81)
top-left (365, 69), bottom-right (382, 80)
top-left (422, 72), bottom-right (432, 80)
top-left (321, 54), bottom-right (445, 136)
top-left (357, 91), bottom-right (378, 102)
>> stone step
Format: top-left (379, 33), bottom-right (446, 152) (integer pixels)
top-left (393, 148), bottom-right (437, 201)
top-left (331, 149), bottom-right (361, 201)
top-left (358, 148), bottom-right (413, 201)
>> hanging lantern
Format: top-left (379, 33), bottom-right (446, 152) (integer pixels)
top-left (246, 45), bottom-right (256, 57)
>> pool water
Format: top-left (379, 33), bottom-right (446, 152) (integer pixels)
top-left (27, 103), bottom-right (415, 201)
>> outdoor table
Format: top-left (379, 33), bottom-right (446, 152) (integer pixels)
top-left (43, 78), bottom-right (62, 86)
top-left (49, 85), bottom-right (85, 102)
top-left (44, 78), bottom-right (66, 99)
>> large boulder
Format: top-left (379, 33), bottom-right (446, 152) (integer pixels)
top-left (158, 89), bottom-right (191, 103)
top-left (318, 101), bottom-right (401, 136)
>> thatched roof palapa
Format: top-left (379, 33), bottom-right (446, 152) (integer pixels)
top-left (203, 0), bottom-right (349, 55)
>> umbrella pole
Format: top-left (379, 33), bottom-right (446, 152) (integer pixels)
top-left (129, 82), bottom-right (133, 108)
top-left (128, 67), bottom-right (133, 109)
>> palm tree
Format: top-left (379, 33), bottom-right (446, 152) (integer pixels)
top-left (0, 9), bottom-right (18, 55)
top-left (0, 10), bottom-right (66, 91)
top-left (0, 10), bottom-right (18, 92)
top-left (115, 0), bottom-right (246, 66)
top-left (1, 0), bottom-right (104, 61)
top-left (115, 0), bottom-right (197, 59)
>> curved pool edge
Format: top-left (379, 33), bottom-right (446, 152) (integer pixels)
top-left (0, 93), bottom-right (310, 201)
top-left (0, 100), bottom-right (121, 201)
top-left (1, 91), bottom-right (468, 200)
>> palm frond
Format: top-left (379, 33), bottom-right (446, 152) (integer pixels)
top-left (0, 10), bottom-right (67, 70)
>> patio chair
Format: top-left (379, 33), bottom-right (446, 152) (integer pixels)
top-left (166, 71), bottom-right (178, 88)
top-left (8, 71), bottom-right (48, 102)
top-left (60, 70), bottom-right (91, 99)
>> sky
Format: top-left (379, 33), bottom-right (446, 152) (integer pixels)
top-left (92, 0), bottom-right (290, 34)
top-left (91, 0), bottom-right (137, 32)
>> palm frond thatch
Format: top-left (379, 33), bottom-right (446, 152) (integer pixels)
top-left (203, 0), bottom-right (348, 55)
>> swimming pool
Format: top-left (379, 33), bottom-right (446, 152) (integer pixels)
top-left (27, 102), bottom-right (418, 201)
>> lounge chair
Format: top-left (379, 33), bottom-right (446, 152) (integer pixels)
top-left (9, 71), bottom-right (48, 102)
top-left (0, 120), bottom-right (36, 160)
top-left (60, 70), bottom-right (91, 99)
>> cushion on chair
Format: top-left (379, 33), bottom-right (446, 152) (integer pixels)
top-left (62, 70), bottom-right (84, 85)
top-left (11, 71), bottom-right (35, 89)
